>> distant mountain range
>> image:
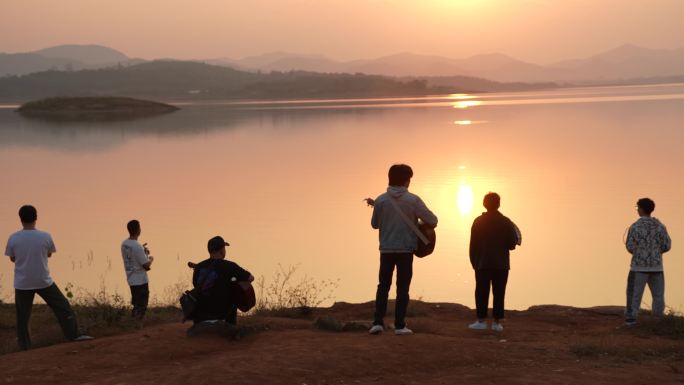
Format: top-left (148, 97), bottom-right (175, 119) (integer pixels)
top-left (1, 43), bottom-right (683, 88)
top-left (0, 45), bottom-right (141, 77)
top-left (213, 44), bottom-right (684, 83)
top-left (210, 52), bottom-right (558, 82)
top-left (548, 44), bottom-right (684, 82)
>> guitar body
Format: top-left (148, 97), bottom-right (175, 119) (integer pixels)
top-left (230, 282), bottom-right (257, 312)
top-left (365, 197), bottom-right (436, 258)
top-left (414, 222), bottom-right (436, 258)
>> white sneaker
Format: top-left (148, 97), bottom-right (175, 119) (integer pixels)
top-left (368, 324), bottom-right (384, 335)
top-left (394, 327), bottom-right (413, 335)
top-left (491, 322), bottom-right (504, 332)
top-left (468, 320), bottom-right (488, 330)
top-left (73, 335), bottom-right (95, 342)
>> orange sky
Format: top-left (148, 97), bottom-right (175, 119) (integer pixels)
top-left (1, 0), bottom-right (684, 64)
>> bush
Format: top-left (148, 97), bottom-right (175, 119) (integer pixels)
top-left (68, 279), bottom-right (183, 334)
top-left (254, 264), bottom-right (339, 317)
top-left (69, 281), bottom-right (129, 332)
top-left (151, 270), bottom-right (193, 307)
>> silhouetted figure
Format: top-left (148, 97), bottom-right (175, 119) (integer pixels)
top-left (624, 198), bottom-right (671, 326)
top-left (4, 205), bottom-right (93, 350)
top-left (468, 193), bottom-right (519, 332)
top-left (368, 164), bottom-right (438, 336)
top-left (190, 236), bottom-right (254, 327)
top-left (120, 220), bottom-right (154, 320)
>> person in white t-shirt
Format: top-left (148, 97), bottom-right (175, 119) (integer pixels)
top-left (4, 205), bottom-right (93, 350)
top-left (121, 220), bottom-right (154, 319)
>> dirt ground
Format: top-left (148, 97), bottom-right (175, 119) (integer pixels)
top-left (1, 302), bottom-right (682, 385)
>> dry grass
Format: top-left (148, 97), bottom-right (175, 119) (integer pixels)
top-left (635, 312), bottom-right (684, 340)
top-left (0, 281), bottom-right (182, 355)
top-left (570, 313), bottom-right (684, 363)
top-left (253, 264), bottom-right (339, 318)
top-left (0, 265), bottom-right (340, 354)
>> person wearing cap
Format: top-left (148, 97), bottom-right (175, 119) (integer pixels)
top-left (191, 236), bottom-right (254, 325)
top-left (468, 192), bottom-right (520, 332)
top-left (120, 219), bottom-right (154, 320)
top-left (4, 205), bottom-right (93, 350)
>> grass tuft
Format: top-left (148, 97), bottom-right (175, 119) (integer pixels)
top-left (253, 264), bottom-right (339, 318)
top-left (636, 311), bottom-right (684, 340)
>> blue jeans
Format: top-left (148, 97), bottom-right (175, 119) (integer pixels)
top-left (626, 271), bottom-right (665, 321)
top-left (373, 252), bottom-right (413, 329)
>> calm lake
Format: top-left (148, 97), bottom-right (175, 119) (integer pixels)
top-left (1, 83), bottom-right (683, 310)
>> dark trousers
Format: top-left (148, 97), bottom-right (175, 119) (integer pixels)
top-left (475, 269), bottom-right (509, 320)
top-left (373, 252), bottom-right (413, 329)
top-left (226, 304), bottom-right (238, 325)
top-left (130, 283), bottom-right (150, 319)
top-left (15, 283), bottom-right (79, 350)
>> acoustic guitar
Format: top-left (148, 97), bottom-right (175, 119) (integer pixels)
top-left (364, 197), bottom-right (436, 258)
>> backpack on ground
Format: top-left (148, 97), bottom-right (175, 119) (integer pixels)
top-left (179, 289), bottom-right (198, 322)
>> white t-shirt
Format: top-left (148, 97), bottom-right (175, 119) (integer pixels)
top-left (5, 229), bottom-right (56, 290)
top-left (121, 239), bottom-right (150, 286)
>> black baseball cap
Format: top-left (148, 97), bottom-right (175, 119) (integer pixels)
top-left (207, 236), bottom-right (230, 252)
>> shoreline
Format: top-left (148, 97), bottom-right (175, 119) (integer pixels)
top-left (1, 80), bottom-right (681, 109)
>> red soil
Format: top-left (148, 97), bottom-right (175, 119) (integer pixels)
top-left (1, 302), bottom-right (682, 385)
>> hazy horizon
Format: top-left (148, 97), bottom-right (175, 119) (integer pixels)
top-left (2, 0), bottom-right (684, 65)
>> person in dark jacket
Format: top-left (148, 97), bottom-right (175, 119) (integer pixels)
top-left (468, 192), bottom-right (520, 332)
top-left (191, 236), bottom-right (254, 325)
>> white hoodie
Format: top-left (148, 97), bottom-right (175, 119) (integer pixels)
top-left (371, 186), bottom-right (438, 253)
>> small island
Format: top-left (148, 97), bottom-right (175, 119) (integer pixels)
top-left (16, 96), bottom-right (179, 120)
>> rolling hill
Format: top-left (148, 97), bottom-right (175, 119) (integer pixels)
top-left (33, 44), bottom-right (129, 65)
top-left (0, 44), bottom-right (135, 77)
top-left (548, 44), bottom-right (684, 81)
top-left (0, 60), bottom-right (448, 102)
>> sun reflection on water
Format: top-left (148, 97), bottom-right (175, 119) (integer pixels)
top-left (447, 93), bottom-right (476, 100)
top-left (454, 120), bottom-right (488, 125)
top-left (457, 183), bottom-right (474, 216)
top-left (452, 100), bottom-right (483, 109)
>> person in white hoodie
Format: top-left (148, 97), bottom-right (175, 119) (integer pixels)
top-left (624, 198), bottom-right (671, 326)
top-left (367, 164), bottom-right (438, 335)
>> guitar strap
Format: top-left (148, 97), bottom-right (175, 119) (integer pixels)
top-left (387, 196), bottom-right (431, 245)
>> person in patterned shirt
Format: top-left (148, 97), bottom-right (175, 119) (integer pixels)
top-left (624, 198), bottom-right (671, 326)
